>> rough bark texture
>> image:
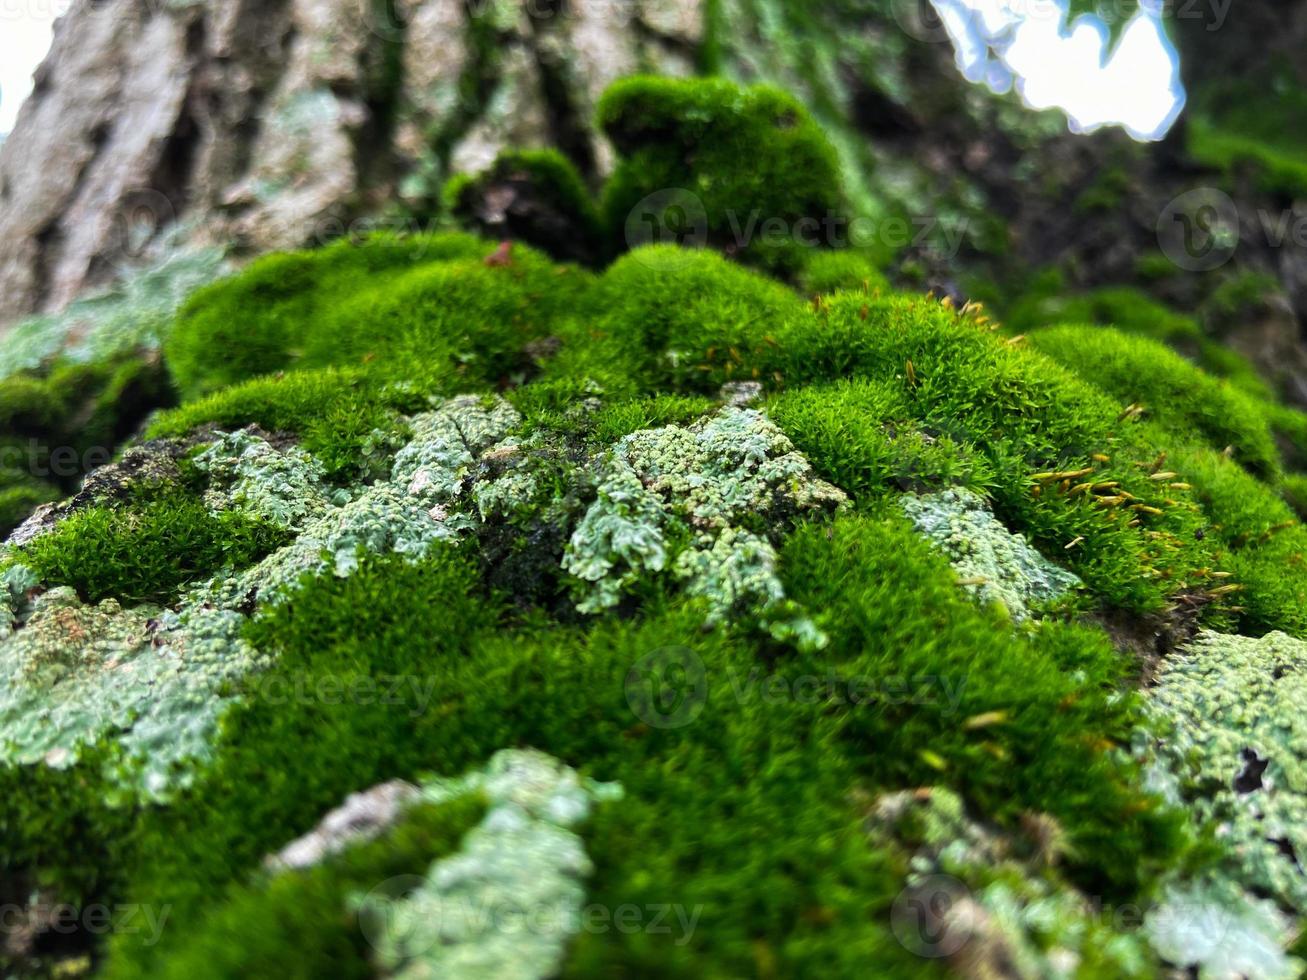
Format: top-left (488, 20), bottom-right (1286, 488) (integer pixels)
top-left (0, 0), bottom-right (701, 322)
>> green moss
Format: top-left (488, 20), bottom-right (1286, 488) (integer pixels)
top-left (1029, 325), bottom-right (1282, 480)
top-left (164, 233), bottom-right (495, 400)
top-left (763, 297), bottom-right (1221, 615)
top-left (1201, 271), bottom-right (1282, 334)
top-left (445, 149), bottom-right (607, 265)
top-left (98, 522), bottom-right (1177, 976)
top-left (19, 490), bottom-right (292, 604)
top-left (584, 394), bottom-right (718, 444)
top-left (141, 793), bottom-right (485, 980)
top-left (1283, 474), bottom-right (1307, 519)
top-left (0, 354), bottom-right (177, 536)
top-left (300, 244), bottom-right (591, 385)
top-left (795, 249), bottom-right (890, 296)
top-left (1187, 75), bottom-right (1307, 197)
top-left (0, 478), bottom-right (59, 537)
top-left (1266, 403), bottom-right (1307, 471)
top-left (1004, 283), bottom-right (1273, 399)
top-left (768, 378), bottom-right (997, 495)
top-left (546, 245), bottom-right (805, 393)
top-left (597, 76), bottom-right (844, 275)
top-left (0, 374), bottom-right (64, 431)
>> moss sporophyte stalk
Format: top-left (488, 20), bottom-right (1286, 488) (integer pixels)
top-left (1, 75), bottom-right (1307, 979)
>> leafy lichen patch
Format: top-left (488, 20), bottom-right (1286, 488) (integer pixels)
top-left (1142, 630), bottom-right (1307, 914)
top-left (870, 786), bottom-right (1153, 978)
top-left (901, 487), bottom-right (1082, 621)
top-left (200, 396), bottom-right (524, 608)
top-left (1144, 878), bottom-right (1298, 980)
top-left (0, 589), bottom-right (266, 800)
top-left (394, 394), bottom-right (524, 502)
top-left (564, 407), bottom-right (846, 643)
top-left (353, 749), bottom-right (622, 980)
top-left (193, 428), bottom-right (335, 530)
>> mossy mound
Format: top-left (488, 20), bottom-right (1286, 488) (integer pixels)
top-left (0, 354), bottom-right (174, 538)
top-left (597, 76), bottom-right (844, 275)
top-left (3, 78), bottom-right (1307, 980)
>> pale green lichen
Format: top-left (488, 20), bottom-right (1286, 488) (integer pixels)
top-left (563, 408), bottom-right (845, 644)
top-left (353, 749), bottom-right (622, 980)
top-left (1142, 630), bottom-right (1307, 915)
top-left (900, 487), bottom-right (1082, 621)
top-left (870, 786), bottom-right (1154, 978)
top-left (199, 482), bottom-right (464, 608)
top-left (1146, 878), bottom-right (1298, 980)
top-left (0, 559), bottom-right (38, 637)
top-left (0, 244), bottom-right (228, 381)
top-left (0, 588), bottom-right (266, 800)
top-left (675, 527), bottom-right (825, 649)
top-left (193, 429), bottom-right (335, 530)
top-left (199, 396), bottom-right (522, 607)
top-left (617, 407), bottom-right (848, 529)
top-left (563, 461), bottom-right (667, 612)
top-left (394, 395), bottom-right (524, 501)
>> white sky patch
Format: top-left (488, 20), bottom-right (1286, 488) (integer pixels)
top-left (932, 0), bottom-right (1186, 141)
top-left (0, 4), bottom-right (63, 135)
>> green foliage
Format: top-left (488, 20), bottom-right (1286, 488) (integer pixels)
top-left (1029, 325), bottom-right (1282, 479)
top-left (598, 76), bottom-right (844, 274)
top-left (20, 491), bottom-right (292, 604)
